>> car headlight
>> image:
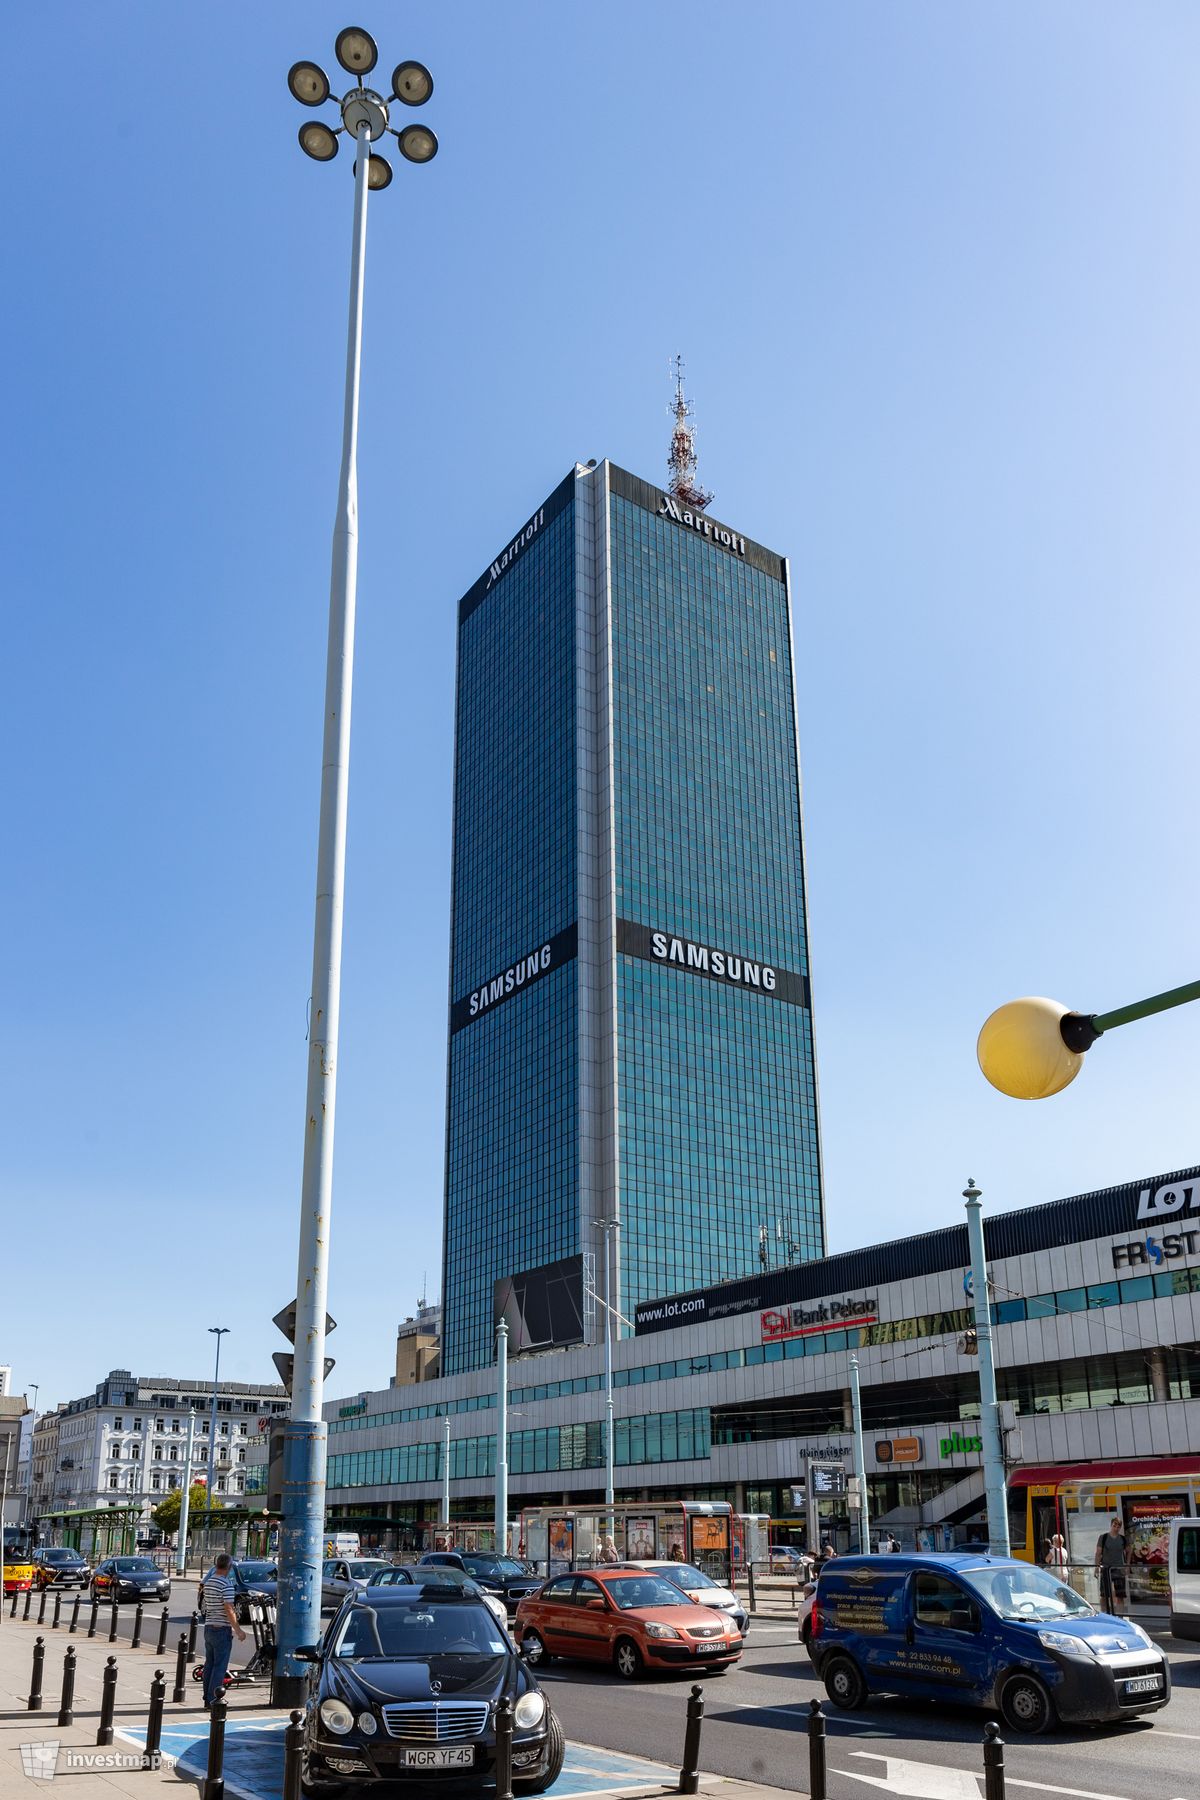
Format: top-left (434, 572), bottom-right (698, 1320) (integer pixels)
top-left (320, 1699), bottom-right (356, 1735)
top-left (644, 1622), bottom-right (681, 1640)
top-left (357, 1712), bottom-right (377, 1736)
top-left (1037, 1629), bottom-right (1093, 1657)
top-left (514, 1691), bottom-right (545, 1730)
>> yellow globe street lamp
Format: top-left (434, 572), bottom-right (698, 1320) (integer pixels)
top-left (978, 980), bottom-right (1200, 1099)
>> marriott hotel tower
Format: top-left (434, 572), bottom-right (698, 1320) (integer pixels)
top-left (441, 461), bottom-right (825, 1375)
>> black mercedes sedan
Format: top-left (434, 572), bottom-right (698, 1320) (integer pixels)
top-left (417, 1553), bottom-right (542, 1616)
top-left (296, 1585), bottom-right (564, 1794)
top-left (91, 1557), bottom-right (171, 1604)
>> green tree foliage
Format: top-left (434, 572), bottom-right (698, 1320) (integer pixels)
top-left (150, 1483), bottom-right (208, 1536)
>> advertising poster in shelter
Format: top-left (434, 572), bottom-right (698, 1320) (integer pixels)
top-left (658, 1519), bottom-right (685, 1562)
top-left (548, 1516), bottom-right (574, 1577)
top-left (1123, 1494), bottom-right (1188, 1601)
top-left (627, 1517), bottom-right (656, 1559)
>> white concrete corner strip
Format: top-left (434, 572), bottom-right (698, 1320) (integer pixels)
top-left (841, 1751), bottom-right (1135, 1800)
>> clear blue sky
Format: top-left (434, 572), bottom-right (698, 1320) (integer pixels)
top-left (7, 2), bottom-right (1198, 1412)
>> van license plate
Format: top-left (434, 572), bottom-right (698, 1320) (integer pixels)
top-left (1124, 1676), bottom-right (1162, 1694)
top-left (399, 1748), bottom-right (475, 1768)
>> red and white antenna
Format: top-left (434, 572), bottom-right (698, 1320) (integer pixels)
top-left (667, 354), bottom-right (713, 510)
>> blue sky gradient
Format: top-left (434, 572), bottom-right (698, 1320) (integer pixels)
top-left (6, 2), bottom-right (1198, 1408)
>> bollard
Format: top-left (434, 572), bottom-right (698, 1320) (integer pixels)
top-left (807, 1699), bottom-right (827, 1800)
top-left (494, 1695), bottom-right (514, 1800)
top-left (57, 1646), bottom-right (77, 1728)
top-left (747, 1560), bottom-right (757, 1614)
top-left (679, 1683), bottom-right (705, 1794)
top-left (144, 1669), bottom-right (166, 1770)
top-left (9, 1590), bottom-right (17, 1617)
top-left (97, 1655), bottom-right (118, 1746)
top-left (37, 1586), bottom-right (48, 1625)
top-left (52, 1591), bottom-right (63, 1630)
top-left (983, 1722), bottom-right (1006, 1800)
top-left (109, 1595), bottom-right (120, 1643)
top-left (204, 1696), bottom-right (228, 1800)
top-left (282, 1709), bottom-right (304, 1800)
top-left (28, 1636), bottom-right (46, 1712)
top-left (156, 1604), bottom-right (170, 1657)
top-left (172, 1632), bottom-right (189, 1704)
top-left (23, 1586), bottom-right (33, 1622)
top-left (187, 1610), bottom-right (199, 1664)
top-left (132, 1601), bottom-right (144, 1649)
top-left (70, 1594), bottom-right (82, 1634)
top-left (88, 1596), bottom-right (100, 1638)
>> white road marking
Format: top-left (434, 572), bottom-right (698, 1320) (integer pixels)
top-left (845, 1751), bottom-right (1135, 1800)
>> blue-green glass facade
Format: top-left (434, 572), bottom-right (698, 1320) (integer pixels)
top-left (442, 463), bottom-right (824, 1375)
top-left (442, 482), bottom-right (578, 1376)
top-left (610, 486), bottom-right (823, 1318)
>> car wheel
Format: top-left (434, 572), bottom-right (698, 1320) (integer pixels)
top-left (613, 1637), bottom-right (644, 1681)
top-left (801, 1617), bottom-right (813, 1657)
top-left (1001, 1674), bottom-right (1055, 1735)
top-left (520, 1630), bottom-right (550, 1668)
top-left (823, 1656), bottom-right (866, 1710)
top-left (513, 1711), bottom-right (565, 1794)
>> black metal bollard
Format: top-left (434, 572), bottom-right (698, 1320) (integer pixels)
top-left (88, 1596), bottom-right (99, 1639)
top-left (187, 1609), bottom-right (199, 1663)
top-left (156, 1604), bottom-right (170, 1656)
top-left (70, 1593), bottom-right (82, 1634)
top-left (28, 1636), bottom-right (46, 1711)
top-left (983, 1722), bottom-right (1006, 1800)
top-left (96, 1655), bottom-right (118, 1746)
top-left (52, 1591), bottom-right (63, 1629)
top-left (172, 1632), bottom-right (189, 1703)
top-left (205, 1696), bottom-right (228, 1800)
top-left (144, 1669), bottom-right (166, 1770)
top-left (9, 1589), bottom-right (17, 1617)
top-left (747, 1560), bottom-right (757, 1613)
top-left (282, 1709), bottom-right (304, 1800)
top-left (807, 1699), bottom-right (827, 1800)
top-left (679, 1683), bottom-right (705, 1795)
top-left (37, 1586), bottom-right (48, 1625)
top-left (132, 1600), bottom-right (144, 1648)
top-left (109, 1595), bottom-right (120, 1642)
top-left (57, 1646), bottom-right (77, 1728)
top-left (494, 1695), bottom-right (514, 1800)
top-left (23, 1586), bottom-right (33, 1621)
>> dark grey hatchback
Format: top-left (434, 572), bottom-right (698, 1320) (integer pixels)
top-left (297, 1586), bottom-right (564, 1795)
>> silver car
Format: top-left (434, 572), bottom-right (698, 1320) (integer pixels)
top-left (319, 1557), bottom-right (393, 1611)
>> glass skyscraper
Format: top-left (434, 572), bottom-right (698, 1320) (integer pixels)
top-left (441, 462), bottom-right (825, 1375)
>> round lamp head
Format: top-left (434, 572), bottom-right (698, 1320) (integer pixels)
top-left (335, 26), bottom-right (378, 75)
top-left (391, 60), bottom-right (434, 106)
top-left (287, 60), bottom-right (331, 106)
top-left (298, 120), bottom-right (339, 163)
top-left (977, 996), bottom-right (1084, 1100)
top-left (397, 122), bottom-right (438, 164)
top-left (355, 153), bottom-right (393, 190)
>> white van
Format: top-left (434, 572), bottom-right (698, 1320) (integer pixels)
top-left (323, 1531), bottom-right (361, 1558)
top-left (1168, 1516), bottom-right (1200, 1640)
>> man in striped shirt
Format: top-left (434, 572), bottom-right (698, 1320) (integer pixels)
top-left (202, 1553), bottom-right (247, 1706)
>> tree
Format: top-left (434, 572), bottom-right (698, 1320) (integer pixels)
top-left (151, 1483), bottom-right (208, 1537)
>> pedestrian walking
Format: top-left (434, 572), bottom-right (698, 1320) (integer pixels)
top-left (1045, 1533), bottom-right (1069, 1573)
top-left (1093, 1518), bottom-right (1129, 1615)
top-left (201, 1553), bottom-right (246, 1708)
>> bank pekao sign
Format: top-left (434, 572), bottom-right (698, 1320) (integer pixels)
top-left (761, 1297), bottom-right (878, 1343)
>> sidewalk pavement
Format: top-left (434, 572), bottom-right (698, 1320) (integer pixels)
top-left (0, 1615), bottom-right (795, 1800)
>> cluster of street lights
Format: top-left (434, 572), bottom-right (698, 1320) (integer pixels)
top-left (287, 26), bottom-right (436, 185)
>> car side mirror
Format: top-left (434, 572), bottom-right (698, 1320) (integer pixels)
top-left (585, 1598), bottom-right (607, 1611)
top-left (294, 1644), bottom-right (322, 1663)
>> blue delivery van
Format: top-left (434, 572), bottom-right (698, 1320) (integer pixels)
top-left (810, 1553), bottom-right (1169, 1733)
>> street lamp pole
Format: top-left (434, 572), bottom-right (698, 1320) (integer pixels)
top-left (964, 1179), bottom-right (1010, 1556)
top-left (274, 29), bottom-right (437, 1709)
top-left (847, 1354), bottom-right (870, 1553)
top-left (176, 1409), bottom-right (197, 1577)
top-left (441, 1415), bottom-right (452, 1543)
top-left (495, 1321), bottom-right (508, 1555)
top-left (206, 1328), bottom-right (229, 1533)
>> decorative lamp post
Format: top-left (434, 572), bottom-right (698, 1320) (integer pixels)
top-left (978, 981), bottom-right (1200, 1100)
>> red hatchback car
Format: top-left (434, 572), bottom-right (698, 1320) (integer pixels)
top-left (515, 1570), bottom-right (743, 1680)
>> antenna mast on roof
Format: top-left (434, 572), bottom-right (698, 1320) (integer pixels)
top-left (667, 354), bottom-right (714, 510)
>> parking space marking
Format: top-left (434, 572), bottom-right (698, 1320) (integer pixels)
top-left (845, 1752), bottom-right (1135, 1800)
